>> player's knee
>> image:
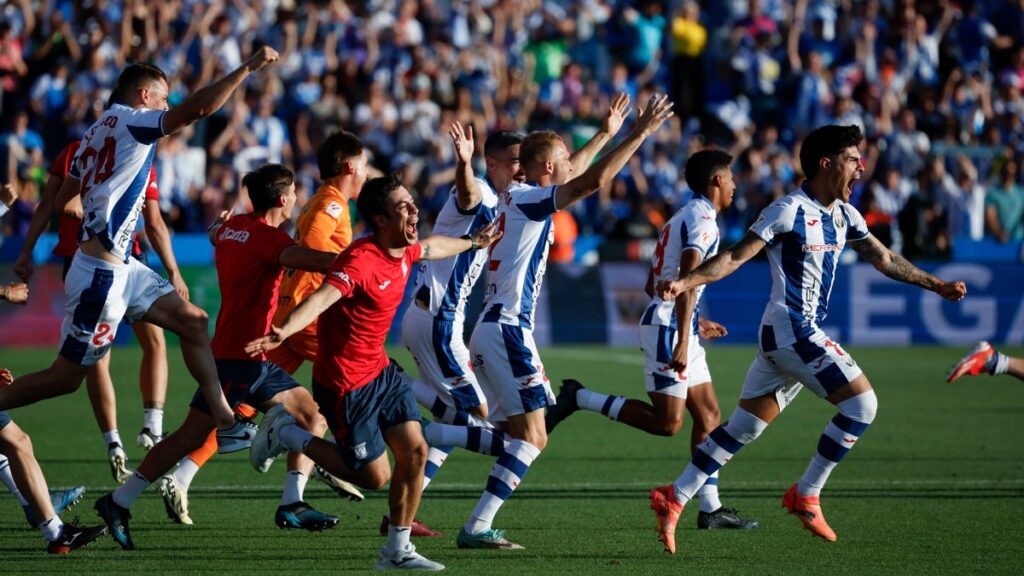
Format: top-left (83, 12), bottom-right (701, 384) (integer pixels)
top-left (653, 414), bottom-right (684, 437)
top-left (362, 467), bottom-right (391, 490)
top-left (524, 429), bottom-right (547, 451)
top-left (178, 306), bottom-right (210, 339)
top-left (693, 406), bottom-right (720, 436)
top-left (407, 438), bottom-right (429, 470)
top-left (840, 389), bottom-right (878, 424)
top-left (7, 427), bottom-right (34, 457)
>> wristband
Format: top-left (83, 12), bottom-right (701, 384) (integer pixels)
top-left (461, 234), bottom-right (478, 251)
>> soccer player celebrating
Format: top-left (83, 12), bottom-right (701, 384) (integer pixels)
top-left (15, 138), bottom-right (184, 483)
top-left (650, 124), bottom-right (967, 552)
top-left (246, 174), bottom-right (502, 571)
top-left (156, 132), bottom-right (368, 527)
top-left (445, 93), bottom-right (673, 550)
top-left (395, 124), bottom-right (523, 535)
top-left (544, 149), bottom-right (757, 530)
top-left (0, 48), bottom-right (281, 451)
top-left (94, 164), bottom-right (342, 550)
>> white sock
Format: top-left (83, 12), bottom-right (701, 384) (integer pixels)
top-left (279, 423), bottom-right (315, 453)
top-left (697, 472), bottom-right (722, 513)
top-left (385, 524), bottom-right (412, 555)
top-left (103, 430), bottom-right (122, 447)
top-left (172, 457), bottom-right (201, 490)
top-left (280, 470), bottom-right (308, 506)
top-left (422, 446), bottom-right (451, 491)
top-left (144, 409), bottom-right (164, 436)
top-left (113, 471), bottom-right (151, 508)
top-left (0, 455), bottom-right (29, 506)
top-left (40, 516), bottom-right (63, 542)
top-left (464, 440), bottom-right (541, 535)
top-left (576, 389), bottom-right (626, 420)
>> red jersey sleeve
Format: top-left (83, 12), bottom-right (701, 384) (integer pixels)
top-left (145, 166), bottom-right (159, 201)
top-left (406, 243), bottom-right (423, 264)
top-left (50, 140), bottom-right (80, 178)
top-left (324, 249), bottom-right (363, 299)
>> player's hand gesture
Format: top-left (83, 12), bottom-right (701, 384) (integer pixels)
top-left (0, 182), bottom-right (16, 207)
top-left (471, 221), bottom-right (502, 251)
top-left (656, 278), bottom-right (685, 301)
top-left (633, 93), bottom-right (675, 137)
top-left (699, 319), bottom-right (728, 340)
top-left (449, 121), bottom-right (475, 165)
top-left (936, 280), bottom-right (967, 302)
top-left (244, 325), bottom-right (286, 357)
top-left (2, 282), bottom-right (28, 305)
top-left (244, 46), bottom-right (280, 73)
top-left (602, 93), bottom-right (632, 137)
top-left (0, 368), bottom-right (13, 386)
top-left (170, 273), bottom-right (190, 301)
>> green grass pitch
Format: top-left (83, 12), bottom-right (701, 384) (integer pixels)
top-left (1, 344), bottom-right (1022, 575)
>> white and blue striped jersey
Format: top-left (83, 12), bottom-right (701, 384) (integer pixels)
top-left (70, 104), bottom-right (166, 262)
top-left (479, 183), bottom-right (556, 329)
top-left (749, 188), bottom-right (869, 348)
top-left (412, 177), bottom-right (499, 321)
top-left (641, 195), bottom-right (720, 335)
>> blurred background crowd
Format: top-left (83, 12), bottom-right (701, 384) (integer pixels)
top-left (2, 0), bottom-right (1023, 264)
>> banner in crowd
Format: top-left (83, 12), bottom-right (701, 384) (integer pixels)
top-left (2, 262), bottom-right (1021, 348)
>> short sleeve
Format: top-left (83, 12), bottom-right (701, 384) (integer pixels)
top-left (749, 200), bottom-right (794, 245)
top-left (682, 219), bottom-right (717, 257)
top-left (145, 166), bottom-right (159, 201)
top-left (406, 242), bottom-right (423, 264)
top-left (513, 185), bottom-right (558, 222)
top-left (125, 108), bottom-right (167, 144)
top-left (839, 204), bottom-right (870, 242)
top-left (301, 197), bottom-right (346, 251)
top-left (325, 252), bottom-right (362, 298)
top-left (51, 141), bottom-right (78, 178)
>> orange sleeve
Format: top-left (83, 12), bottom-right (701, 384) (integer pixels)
top-left (300, 196), bottom-right (347, 252)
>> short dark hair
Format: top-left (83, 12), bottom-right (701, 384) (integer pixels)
top-left (800, 125), bottom-right (864, 180)
top-left (317, 131), bottom-right (364, 180)
top-left (242, 163), bottom-right (294, 212)
top-left (357, 172), bottom-right (404, 234)
top-left (111, 62), bottom-right (167, 105)
top-left (484, 130), bottom-right (524, 158)
top-left (684, 149), bottom-right (734, 195)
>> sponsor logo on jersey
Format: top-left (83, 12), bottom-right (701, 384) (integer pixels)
top-left (325, 201), bottom-right (344, 218)
top-left (219, 228), bottom-right (251, 243)
top-left (330, 271), bottom-right (352, 284)
top-left (801, 243), bottom-right (844, 252)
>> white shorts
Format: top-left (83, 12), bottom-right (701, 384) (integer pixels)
top-left (639, 324), bottom-right (712, 399)
top-left (740, 328), bottom-right (863, 410)
top-left (59, 250), bottom-right (174, 366)
top-left (468, 321), bottom-right (555, 423)
top-left (401, 305), bottom-right (486, 412)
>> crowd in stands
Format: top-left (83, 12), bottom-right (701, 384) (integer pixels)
top-left (2, 0), bottom-right (1023, 263)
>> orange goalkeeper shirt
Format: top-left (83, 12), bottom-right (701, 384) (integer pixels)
top-left (273, 184), bottom-right (352, 328)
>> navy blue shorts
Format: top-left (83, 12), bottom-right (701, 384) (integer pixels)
top-left (190, 360), bottom-right (300, 415)
top-left (0, 411), bottom-right (11, 431)
top-left (313, 359), bottom-right (420, 470)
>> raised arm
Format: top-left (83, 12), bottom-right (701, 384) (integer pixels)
top-left (450, 121), bottom-right (482, 212)
top-left (278, 246), bottom-right (337, 273)
top-left (658, 231), bottom-right (766, 300)
top-left (244, 282), bottom-right (341, 356)
top-left (161, 46), bottom-right (279, 136)
top-left (568, 93), bottom-right (632, 173)
top-left (848, 234), bottom-right (966, 300)
top-left (418, 221), bottom-right (502, 261)
top-left (554, 94), bottom-right (673, 211)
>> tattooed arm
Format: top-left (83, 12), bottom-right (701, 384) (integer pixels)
top-left (657, 232), bottom-right (766, 300)
top-left (848, 234), bottom-right (967, 301)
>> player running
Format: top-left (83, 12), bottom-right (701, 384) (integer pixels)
top-left (543, 149), bottom-right (757, 530)
top-left (155, 132), bottom-right (367, 527)
top-left (948, 342), bottom-right (1024, 382)
top-left (15, 138), bottom-right (184, 483)
top-left (0, 49), bottom-right (281, 451)
top-left (94, 164), bottom-right (342, 549)
top-left (650, 124), bottom-right (967, 553)
top-left (246, 173), bottom-right (502, 571)
top-left (436, 93), bottom-right (673, 550)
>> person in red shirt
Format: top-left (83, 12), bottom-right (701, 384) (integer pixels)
top-left (93, 164), bottom-right (339, 550)
top-left (14, 138), bottom-right (188, 483)
top-left (246, 173), bottom-right (500, 571)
